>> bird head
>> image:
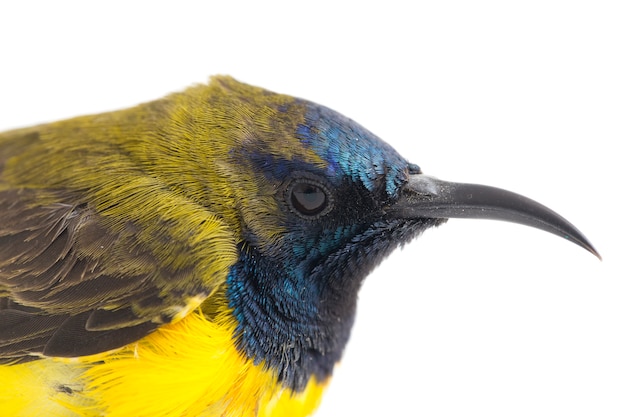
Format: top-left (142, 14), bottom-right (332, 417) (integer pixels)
top-left (148, 76), bottom-right (598, 391)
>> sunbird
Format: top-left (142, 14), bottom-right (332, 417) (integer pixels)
top-left (0, 76), bottom-right (598, 417)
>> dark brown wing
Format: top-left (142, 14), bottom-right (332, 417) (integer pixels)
top-left (0, 188), bottom-right (175, 361)
top-left (0, 128), bottom-right (237, 362)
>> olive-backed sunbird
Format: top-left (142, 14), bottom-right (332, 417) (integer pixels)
top-left (0, 76), bottom-right (599, 417)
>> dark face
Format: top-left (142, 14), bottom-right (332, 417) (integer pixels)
top-left (226, 101), bottom-right (446, 391)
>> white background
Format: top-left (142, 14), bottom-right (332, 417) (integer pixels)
top-left (1, 1), bottom-right (623, 416)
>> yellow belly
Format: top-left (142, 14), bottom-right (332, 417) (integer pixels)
top-left (0, 310), bottom-right (326, 417)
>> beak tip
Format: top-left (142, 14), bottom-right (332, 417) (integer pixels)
top-left (579, 240), bottom-right (602, 261)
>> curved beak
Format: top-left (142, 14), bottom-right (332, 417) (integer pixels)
top-left (392, 174), bottom-right (600, 259)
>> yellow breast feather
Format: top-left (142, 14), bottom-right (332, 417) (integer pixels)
top-left (1, 304), bottom-right (326, 417)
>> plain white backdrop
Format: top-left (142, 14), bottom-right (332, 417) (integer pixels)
top-left (1, 1), bottom-right (623, 416)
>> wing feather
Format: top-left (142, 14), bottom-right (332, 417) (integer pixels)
top-left (0, 126), bottom-right (238, 360)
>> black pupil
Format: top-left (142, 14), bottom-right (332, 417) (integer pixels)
top-left (291, 183), bottom-right (327, 215)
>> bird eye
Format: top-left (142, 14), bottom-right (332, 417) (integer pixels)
top-left (291, 183), bottom-right (327, 215)
top-left (287, 178), bottom-right (332, 218)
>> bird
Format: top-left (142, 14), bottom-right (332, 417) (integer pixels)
top-left (0, 76), bottom-right (599, 417)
